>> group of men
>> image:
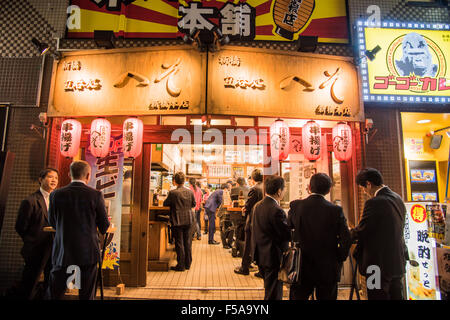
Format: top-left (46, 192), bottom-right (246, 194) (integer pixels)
top-left (248, 169), bottom-right (407, 300)
top-left (12, 160), bottom-right (408, 301)
top-left (13, 161), bottom-right (109, 300)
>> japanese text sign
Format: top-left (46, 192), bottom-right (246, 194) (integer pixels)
top-left (357, 21), bottom-right (450, 104)
top-left (207, 46), bottom-right (363, 121)
top-left (67, 0), bottom-right (348, 44)
top-left (49, 46), bottom-right (205, 117)
top-left (404, 202), bottom-right (441, 300)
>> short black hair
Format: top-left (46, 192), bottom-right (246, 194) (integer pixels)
top-left (236, 177), bottom-right (246, 186)
top-left (251, 169), bottom-right (263, 183)
top-left (310, 173), bottom-right (332, 195)
top-left (220, 183), bottom-right (228, 190)
top-left (264, 175), bottom-right (285, 196)
top-left (39, 167), bottom-right (59, 180)
top-left (356, 168), bottom-right (384, 187)
top-left (174, 172), bottom-right (185, 185)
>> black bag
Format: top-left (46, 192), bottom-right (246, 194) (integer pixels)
top-left (278, 230), bottom-right (302, 285)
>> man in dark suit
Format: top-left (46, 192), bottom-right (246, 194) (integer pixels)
top-left (15, 168), bottom-right (59, 299)
top-left (288, 173), bottom-right (351, 300)
top-left (46, 160), bottom-right (109, 300)
top-left (235, 169), bottom-right (263, 276)
top-left (351, 168), bottom-right (407, 300)
top-left (163, 172), bottom-right (196, 271)
top-left (251, 175), bottom-right (291, 300)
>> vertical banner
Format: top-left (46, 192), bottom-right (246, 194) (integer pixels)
top-left (404, 202), bottom-right (441, 300)
top-left (86, 134), bottom-right (124, 270)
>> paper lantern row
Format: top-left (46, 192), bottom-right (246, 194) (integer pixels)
top-left (60, 118), bottom-right (144, 159)
top-left (270, 120), bottom-right (353, 162)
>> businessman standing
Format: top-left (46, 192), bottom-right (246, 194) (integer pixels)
top-left (46, 160), bottom-right (109, 300)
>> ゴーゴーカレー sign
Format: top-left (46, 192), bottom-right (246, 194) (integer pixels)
top-left (357, 21), bottom-right (450, 104)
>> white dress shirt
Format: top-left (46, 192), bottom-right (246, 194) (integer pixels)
top-left (40, 187), bottom-right (50, 210)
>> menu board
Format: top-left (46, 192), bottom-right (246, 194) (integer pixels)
top-left (404, 202), bottom-right (446, 300)
top-left (409, 160), bottom-right (439, 202)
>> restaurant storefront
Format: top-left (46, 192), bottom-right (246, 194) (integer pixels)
top-left (356, 20), bottom-right (450, 300)
top-left (45, 45), bottom-right (365, 288)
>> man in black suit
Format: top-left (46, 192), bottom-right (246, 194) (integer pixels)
top-left (351, 168), bottom-right (407, 300)
top-left (15, 168), bottom-right (59, 299)
top-left (234, 169), bottom-right (263, 276)
top-left (288, 173), bottom-right (351, 300)
top-left (46, 160), bottom-right (109, 300)
top-left (251, 175), bottom-right (291, 300)
top-left (163, 171), bottom-right (196, 271)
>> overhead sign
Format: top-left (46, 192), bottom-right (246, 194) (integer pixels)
top-left (207, 46), bottom-right (363, 121)
top-left (48, 46), bottom-right (206, 117)
top-left (67, 0), bottom-right (349, 43)
top-left (357, 21), bottom-right (450, 104)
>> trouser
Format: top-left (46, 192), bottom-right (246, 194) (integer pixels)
top-left (289, 281), bottom-right (338, 300)
top-left (204, 218), bottom-right (209, 233)
top-left (220, 216), bottom-right (233, 247)
top-left (18, 246), bottom-right (52, 300)
top-left (206, 209), bottom-right (216, 242)
top-left (46, 264), bottom-right (98, 300)
top-left (172, 225), bottom-right (192, 269)
top-left (259, 266), bottom-right (284, 300)
top-left (192, 209), bottom-right (201, 238)
top-left (366, 275), bottom-right (404, 300)
top-left (240, 228), bottom-right (253, 271)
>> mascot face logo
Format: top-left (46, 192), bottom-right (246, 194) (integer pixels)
top-left (395, 32), bottom-right (438, 77)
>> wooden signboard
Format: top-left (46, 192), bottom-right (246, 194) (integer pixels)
top-left (48, 46), bottom-right (206, 117)
top-left (207, 46), bottom-right (364, 122)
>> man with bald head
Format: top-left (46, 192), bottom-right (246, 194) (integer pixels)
top-left (46, 160), bottom-right (109, 300)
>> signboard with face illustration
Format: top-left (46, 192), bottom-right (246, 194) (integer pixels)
top-left (356, 21), bottom-right (450, 104)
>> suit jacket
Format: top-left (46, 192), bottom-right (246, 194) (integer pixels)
top-left (251, 196), bottom-right (291, 269)
top-left (288, 195), bottom-right (351, 284)
top-left (244, 182), bottom-right (263, 232)
top-left (351, 186), bottom-right (407, 277)
top-left (163, 186), bottom-right (196, 227)
top-left (204, 189), bottom-right (224, 214)
top-left (49, 182), bottom-right (109, 267)
top-left (15, 190), bottom-right (53, 260)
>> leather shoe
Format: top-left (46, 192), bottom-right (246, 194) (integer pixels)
top-left (170, 266), bottom-right (185, 272)
top-left (234, 267), bottom-right (249, 275)
top-left (223, 245), bottom-right (231, 249)
top-left (208, 240), bottom-right (220, 245)
top-left (197, 236), bottom-right (201, 240)
top-left (249, 264), bottom-right (257, 271)
top-left (254, 271), bottom-right (263, 279)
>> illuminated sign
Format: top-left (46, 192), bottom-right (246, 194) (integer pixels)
top-left (67, 0), bottom-right (349, 43)
top-left (356, 20), bottom-right (450, 104)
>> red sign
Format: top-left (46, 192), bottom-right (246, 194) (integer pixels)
top-left (411, 204), bottom-right (427, 223)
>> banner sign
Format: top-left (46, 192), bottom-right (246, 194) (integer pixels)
top-left (86, 134), bottom-right (124, 270)
top-left (356, 21), bottom-right (450, 104)
top-left (404, 202), bottom-right (446, 300)
top-left (67, 0), bottom-right (349, 43)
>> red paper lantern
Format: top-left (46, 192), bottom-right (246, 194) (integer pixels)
top-left (270, 119), bottom-right (290, 161)
top-left (123, 117), bottom-right (144, 158)
top-left (90, 118), bottom-right (111, 158)
top-left (332, 122), bottom-right (352, 162)
top-left (302, 120), bottom-right (321, 161)
top-left (60, 119), bottom-right (81, 158)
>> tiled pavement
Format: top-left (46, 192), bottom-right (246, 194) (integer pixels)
top-left (91, 236), bottom-right (364, 300)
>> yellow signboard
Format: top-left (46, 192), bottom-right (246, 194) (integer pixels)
top-left (358, 22), bottom-right (450, 103)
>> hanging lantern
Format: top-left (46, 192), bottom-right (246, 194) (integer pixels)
top-left (123, 117), bottom-right (143, 159)
top-left (270, 119), bottom-right (290, 161)
top-left (302, 120), bottom-right (321, 161)
top-left (332, 122), bottom-right (352, 162)
top-left (90, 118), bottom-right (111, 158)
top-left (60, 119), bottom-right (81, 158)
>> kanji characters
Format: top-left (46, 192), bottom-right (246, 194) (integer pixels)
top-left (220, 3), bottom-right (253, 38)
top-left (178, 3), bottom-right (216, 33)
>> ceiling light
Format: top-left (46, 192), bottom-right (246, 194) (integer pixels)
top-left (417, 119), bottom-right (431, 124)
